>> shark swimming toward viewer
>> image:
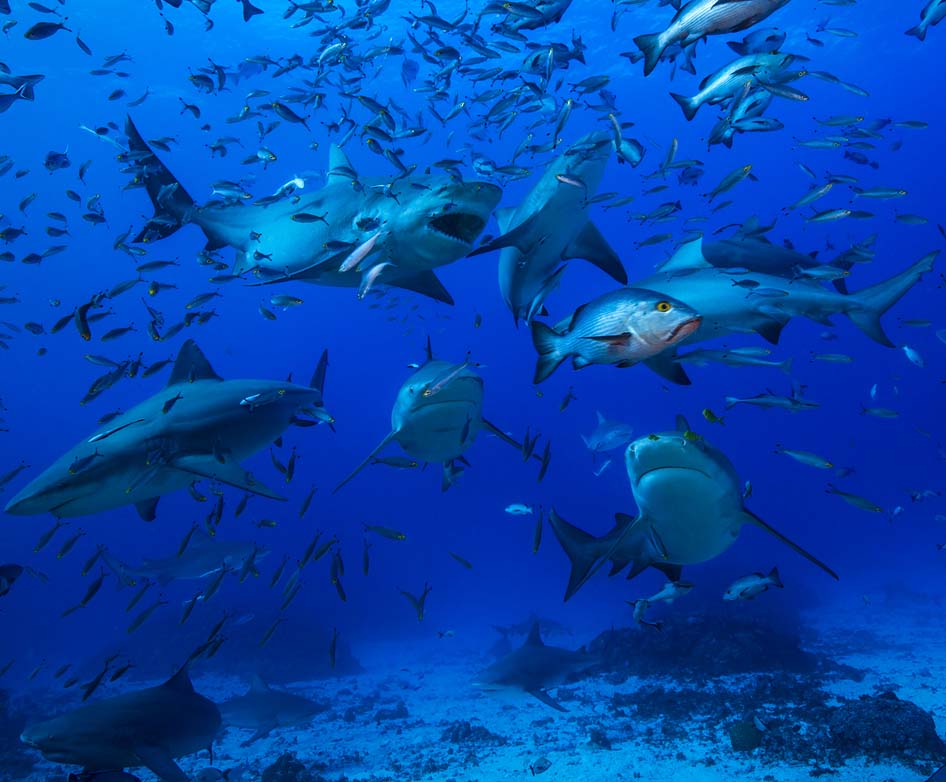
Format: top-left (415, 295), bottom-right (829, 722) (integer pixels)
top-left (549, 416), bottom-right (838, 601)
top-left (124, 116), bottom-right (501, 304)
top-left (20, 665), bottom-right (220, 782)
top-left (5, 340), bottom-right (331, 521)
top-left (334, 340), bottom-right (546, 492)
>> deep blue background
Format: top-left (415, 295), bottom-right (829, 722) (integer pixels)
top-left (0, 0), bottom-right (943, 684)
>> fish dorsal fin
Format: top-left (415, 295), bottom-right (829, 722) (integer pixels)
top-left (657, 236), bottom-right (708, 273)
top-left (168, 340), bottom-right (222, 386)
top-left (525, 621), bottom-right (545, 647)
top-left (164, 664), bottom-right (195, 692)
top-left (327, 145), bottom-right (356, 184)
top-left (249, 674), bottom-right (271, 693)
top-left (675, 414), bottom-right (690, 432)
top-left (562, 221), bottom-right (627, 284)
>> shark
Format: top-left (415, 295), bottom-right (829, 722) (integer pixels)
top-left (548, 416), bottom-right (838, 601)
top-left (20, 665), bottom-right (221, 782)
top-left (219, 675), bottom-right (328, 745)
top-left (581, 411), bottom-right (636, 455)
top-left (468, 131), bottom-right (627, 325)
top-left (100, 530), bottom-right (267, 585)
top-left (4, 340), bottom-right (331, 521)
top-left (333, 340), bottom-right (539, 492)
top-left (124, 116), bottom-right (501, 305)
top-left (473, 621), bottom-right (597, 712)
top-left (632, 237), bottom-right (937, 384)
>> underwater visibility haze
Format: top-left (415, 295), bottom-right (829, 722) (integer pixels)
top-left (1, 0), bottom-right (945, 780)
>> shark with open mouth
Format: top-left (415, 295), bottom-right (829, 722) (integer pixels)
top-left (124, 116), bottom-right (501, 304)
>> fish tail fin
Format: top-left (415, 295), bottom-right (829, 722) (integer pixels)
top-left (846, 251), bottom-right (937, 346)
top-left (242, 0), bottom-right (264, 21)
top-left (125, 115), bottom-right (197, 243)
top-left (633, 32), bottom-right (663, 76)
top-left (769, 566), bottom-right (784, 589)
top-left (905, 24), bottom-right (926, 41)
top-left (780, 356), bottom-right (794, 375)
top-left (530, 321), bottom-right (568, 384)
top-left (724, 396), bottom-right (739, 410)
top-left (669, 92), bottom-right (698, 122)
top-left (547, 509), bottom-right (607, 602)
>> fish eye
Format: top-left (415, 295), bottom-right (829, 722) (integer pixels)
top-left (656, 301), bottom-right (672, 313)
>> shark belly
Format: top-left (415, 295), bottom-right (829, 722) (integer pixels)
top-left (395, 400), bottom-right (481, 462)
top-left (636, 468), bottom-right (742, 563)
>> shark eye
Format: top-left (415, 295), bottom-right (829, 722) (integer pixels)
top-left (656, 301), bottom-right (672, 313)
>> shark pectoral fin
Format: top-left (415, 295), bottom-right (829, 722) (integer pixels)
top-left (134, 744), bottom-right (188, 782)
top-left (389, 270), bottom-right (454, 305)
top-left (754, 319), bottom-right (785, 345)
top-left (327, 144), bottom-right (357, 184)
top-left (563, 221), bottom-right (627, 284)
top-left (652, 562), bottom-right (683, 582)
top-left (333, 432), bottom-right (397, 494)
top-left (135, 497), bottom-right (160, 522)
top-left (467, 215), bottom-right (537, 257)
top-left (242, 723), bottom-right (276, 746)
top-left (547, 509), bottom-right (621, 602)
top-left (643, 351), bottom-right (691, 385)
top-left (528, 688), bottom-right (568, 712)
top-left (657, 236), bottom-right (708, 273)
top-left (742, 510), bottom-right (839, 581)
top-left (481, 418), bottom-right (524, 452)
top-left (172, 455), bottom-right (287, 501)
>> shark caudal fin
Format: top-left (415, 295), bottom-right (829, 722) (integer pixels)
top-left (125, 115), bottom-right (197, 244)
top-left (633, 32), bottom-right (664, 76)
top-left (241, 0), bottom-right (264, 21)
top-left (846, 251), bottom-right (937, 347)
top-left (531, 321), bottom-right (568, 384)
top-left (742, 509), bottom-right (839, 580)
top-left (547, 509), bottom-right (611, 602)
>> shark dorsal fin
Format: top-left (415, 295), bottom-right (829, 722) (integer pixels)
top-left (327, 145), bottom-right (357, 184)
top-left (164, 664), bottom-right (195, 692)
top-left (168, 340), bottom-right (223, 386)
top-left (596, 410), bottom-right (606, 425)
top-left (525, 621), bottom-right (545, 647)
top-left (249, 674), bottom-right (271, 693)
top-left (675, 414), bottom-right (690, 432)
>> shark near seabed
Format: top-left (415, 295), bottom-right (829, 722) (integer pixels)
top-left (20, 666), bottom-right (220, 782)
top-left (334, 339), bottom-right (547, 492)
top-left (124, 116), bottom-right (501, 304)
top-left (548, 416), bottom-right (838, 601)
top-left (473, 621), bottom-right (598, 712)
top-left (4, 340), bottom-right (331, 521)
top-left (219, 674), bottom-right (328, 745)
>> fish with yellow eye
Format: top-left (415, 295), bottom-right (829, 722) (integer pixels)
top-left (530, 288), bottom-right (702, 384)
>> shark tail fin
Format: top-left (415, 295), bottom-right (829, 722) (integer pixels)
top-left (333, 432), bottom-right (396, 494)
top-left (669, 91), bottom-right (699, 122)
top-left (125, 115), bottom-right (197, 244)
top-left (633, 32), bottom-right (664, 76)
top-left (547, 509), bottom-right (609, 602)
top-left (530, 321), bottom-right (568, 384)
top-left (846, 251), bottom-right (937, 346)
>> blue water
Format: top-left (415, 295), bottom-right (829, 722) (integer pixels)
top-left (1, 0), bottom-right (944, 770)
